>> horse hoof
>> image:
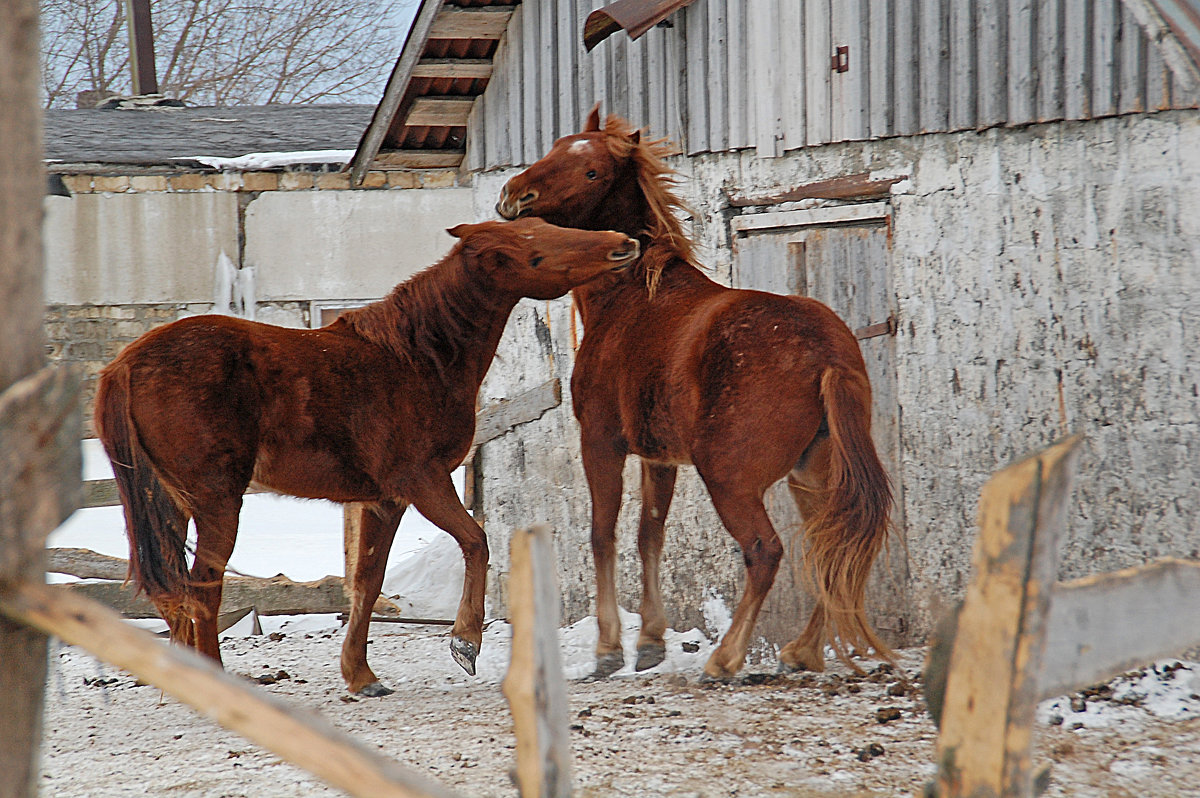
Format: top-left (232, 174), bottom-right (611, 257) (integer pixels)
top-left (450, 636), bottom-right (478, 676)
top-left (698, 671), bottom-right (734, 685)
top-left (589, 651), bottom-right (625, 679)
top-left (635, 643), bottom-right (666, 672)
top-left (356, 681), bottom-right (394, 698)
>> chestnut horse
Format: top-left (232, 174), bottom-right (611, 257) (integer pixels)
top-left (94, 218), bottom-right (639, 695)
top-left (498, 109), bottom-right (896, 679)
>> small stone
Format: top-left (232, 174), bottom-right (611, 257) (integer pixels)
top-left (875, 707), bottom-right (902, 724)
top-left (682, 641), bottom-right (701, 653)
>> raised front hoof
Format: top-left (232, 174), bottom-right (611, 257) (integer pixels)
top-left (587, 651), bottom-right (625, 680)
top-left (355, 681), bottom-right (395, 698)
top-left (450, 636), bottom-right (478, 676)
top-left (634, 643), bottom-right (666, 672)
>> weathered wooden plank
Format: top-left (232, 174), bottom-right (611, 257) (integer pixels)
top-left (917, 0), bottom-right (949, 132)
top-left (411, 58), bottom-right (493, 80)
top-left (46, 547), bottom-right (127, 580)
top-left (428, 6), bottom-right (514, 41)
top-left (538, 0), bottom-right (558, 150)
top-left (1119, 5), bottom-right (1147, 114)
top-left (684, 0), bottom-right (709, 154)
top-left (644, 23), bottom-right (667, 138)
top-left (505, 4), bottom-right (525, 166)
top-left (0, 581), bottom-right (461, 798)
top-left (0, 1), bottom-right (62, 792)
top-left (724, 0), bottom-right (747, 148)
top-left (405, 97), bottom-right (475, 127)
top-left (948, 0), bottom-right (976, 129)
top-left (1007, 0), bottom-right (1036, 125)
top-left (556, 0), bottom-right (578, 139)
top-left (625, 14), bottom-right (648, 130)
top-left (832, 0), bottom-right (869, 141)
top-left (1039, 558), bottom-right (1200, 700)
top-left (521, 2), bottom-right (540, 164)
top-left (705, 0), bottom-right (728, 151)
top-left (1063, 0), bottom-right (1092, 119)
top-left (780, 0), bottom-right (806, 149)
top-left (372, 150), bottom-right (466, 168)
top-left (728, 172), bottom-right (905, 207)
top-left (474, 379), bottom-right (562, 447)
top-left (893, 0), bottom-right (919, 133)
top-left (1092, 0), bottom-right (1120, 116)
top-left (933, 435), bottom-right (1082, 798)
top-left (1037, 0), bottom-right (1065, 121)
top-left (976, 0), bottom-right (1008, 126)
top-left (502, 525), bottom-right (572, 798)
top-left (804, 0), bottom-right (833, 144)
top-left (868, 0), bottom-right (893, 137)
top-left (729, 202), bottom-right (891, 233)
top-left (749, 0), bottom-right (783, 157)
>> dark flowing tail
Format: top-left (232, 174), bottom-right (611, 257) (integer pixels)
top-left (93, 365), bottom-right (191, 608)
top-left (802, 366), bottom-right (897, 667)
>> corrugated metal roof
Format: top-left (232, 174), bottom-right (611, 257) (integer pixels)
top-left (582, 0), bottom-right (698, 51)
top-left (348, 0), bottom-right (517, 183)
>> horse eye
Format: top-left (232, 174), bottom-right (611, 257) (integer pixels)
top-left (586, 169), bottom-right (598, 180)
top-left (531, 256), bottom-right (544, 268)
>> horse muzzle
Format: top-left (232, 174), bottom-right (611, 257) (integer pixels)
top-left (496, 187), bottom-right (538, 220)
top-left (608, 238), bottom-right (640, 268)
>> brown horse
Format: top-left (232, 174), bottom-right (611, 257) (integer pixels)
top-left (94, 218), bottom-right (640, 695)
top-left (498, 109), bottom-right (896, 679)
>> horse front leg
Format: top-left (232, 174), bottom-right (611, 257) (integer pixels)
top-left (702, 483), bottom-right (784, 680)
top-left (341, 501), bottom-right (404, 695)
top-left (581, 435), bottom-right (626, 678)
top-left (635, 460), bottom-right (677, 671)
top-left (410, 477), bottom-right (489, 677)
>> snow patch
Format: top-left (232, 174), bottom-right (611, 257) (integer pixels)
top-left (178, 149), bottom-right (354, 171)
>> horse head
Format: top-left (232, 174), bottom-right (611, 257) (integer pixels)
top-left (447, 217), bottom-right (639, 300)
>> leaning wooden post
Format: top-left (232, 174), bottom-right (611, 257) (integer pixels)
top-left (932, 435), bottom-right (1082, 798)
top-left (0, 1), bottom-right (83, 795)
top-left (502, 525), bottom-right (572, 797)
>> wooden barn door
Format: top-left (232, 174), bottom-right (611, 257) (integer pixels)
top-left (733, 218), bottom-right (910, 651)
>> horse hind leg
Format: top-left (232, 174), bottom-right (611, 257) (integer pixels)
top-left (634, 461), bottom-right (677, 672)
top-left (701, 482), bottom-right (784, 680)
top-left (779, 437), bottom-right (833, 673)
top-left (341, 501), bottom-right (404, 696)
top-left (187, 500), bottom-right (243, 664)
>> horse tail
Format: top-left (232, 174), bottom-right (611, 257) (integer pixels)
top-left (94, 363), bottom-right (192, 606)
top-left (802, 365), bottom-right (897, 667)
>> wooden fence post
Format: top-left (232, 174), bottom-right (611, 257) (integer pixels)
top-left (931, 435), bottom-right (1082, 798)
top-left (0, 1), bottom-right (83, 795)
top-left (503, 525), bottom-right (572, 797)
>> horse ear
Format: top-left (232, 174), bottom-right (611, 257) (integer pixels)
top-left (447, 223), bottom-right (477, 239)
top-left (629, 129), bottom-right (641, 145)
top-left (584, 103), bottom-right (602, 132)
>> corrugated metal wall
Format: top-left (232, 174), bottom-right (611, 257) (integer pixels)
top-left (466, 0), bottom-right (1200, 170)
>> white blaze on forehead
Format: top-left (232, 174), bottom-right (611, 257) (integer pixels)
top-left (568, 139), bottom-right (596, 155)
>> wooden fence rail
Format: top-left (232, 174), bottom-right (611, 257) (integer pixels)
top-left (925, 435), bottom-right (1200, 798)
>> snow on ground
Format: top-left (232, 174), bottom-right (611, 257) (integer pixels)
top-left (37, 444), bottom-right (1200, 796)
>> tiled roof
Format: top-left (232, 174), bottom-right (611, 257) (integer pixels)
top-left (44, 104), bottom-right (375, 167)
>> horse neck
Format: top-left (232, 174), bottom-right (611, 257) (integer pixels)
top-left (347, 255), bottom-right (516, 389)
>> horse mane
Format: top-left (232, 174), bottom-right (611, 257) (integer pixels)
top-left (601, 114), bottom-right (699, 295)
top-left (339, 243), bottom-right (500, 379)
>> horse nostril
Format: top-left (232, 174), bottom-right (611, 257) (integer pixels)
top-left (520, 191), bottom-right (538, 204)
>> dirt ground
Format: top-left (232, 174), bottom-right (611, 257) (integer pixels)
top-left (37, 618), bottom-right (1200, 797)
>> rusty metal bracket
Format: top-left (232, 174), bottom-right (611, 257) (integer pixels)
top-left (832, 45), bottom-right (850, 73)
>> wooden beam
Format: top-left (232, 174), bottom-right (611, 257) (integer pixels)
top-left (85, 478), bottom-right (269, 509)
top-left (428, 6), bottom-right (514, 40)
top-left (0, 581), bottom-right (462, 798)
top-left (373, 150), bottom-right (466, 169)
top-left (727, 173), bottom-right (907, 207)
top-left (411, 58), bottom-right (493, 80)
top-left (1039, 557), bottom-right (1200, 699)
top-left (502, 525), bottom-right (572, 798)
top-left (0, 0), bottom-right (81, 792)
top-left (405, 96), bottom-right (476, 128)
top-left (932, 435), bottom-right (1082, 798)
top-left (348, 0), bottom-right (446, 185)
top-left (474, 379), bottom-right (562, 448)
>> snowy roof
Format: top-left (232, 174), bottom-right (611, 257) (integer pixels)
top-left (44, 104), bottom-right (375, 169)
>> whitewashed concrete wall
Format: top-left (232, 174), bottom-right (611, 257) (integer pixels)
top-left (43, 187), bottom-right (475, 310)
top-left (472, 108), bottom-right (1200, 646)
